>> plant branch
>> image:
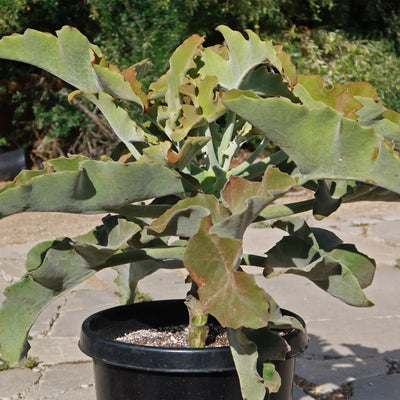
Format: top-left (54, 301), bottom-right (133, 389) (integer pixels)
top-left (63, 93), bottom-right (114, 139)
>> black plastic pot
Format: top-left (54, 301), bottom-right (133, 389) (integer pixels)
top-left (79, 300), bottom-right (308, 400)
top-left (0, 145), bottom-right (33, 181)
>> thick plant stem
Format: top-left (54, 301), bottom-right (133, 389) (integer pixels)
top-left (185, 282), bottom-right (209, 348)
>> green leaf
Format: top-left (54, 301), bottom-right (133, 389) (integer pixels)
top-left (227, 328), bottom-right (266, 400)
top-left (0, 215), bottom-right (186, 365)
top-left (0, 158), bottom-right (198, 218)
top-left (222, 90), bottom-right (400, 194)
top-left (144, 194), bottom-right (229, 241)
top-left (0, 238), bottom-right (96, 365)
top-left (0, 26), bottom-right (147, 109)
top-left (265, 218), bottom-right (375, 306)
top-left (184, 217), bottom-right (270, 329)
top-left (211, 167), bottom-right (296, 239)
top-left (138, 137), bottom-right (210, 170)
top-left (199, 25), bottom-right (285, 90)
top-left (0, 27), bottom-right (101, 91)
top-left (161, 34), bottom-right (204, 135)
top-left (263, 363), bottom-right (281, 394)
top-left (0, 275), bottom-right (72, 365)
top-left (71, 216), bottom-right (141, 267)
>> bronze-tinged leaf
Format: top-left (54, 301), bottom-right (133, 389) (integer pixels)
top-left (184, 217), bottom-right (270, 329)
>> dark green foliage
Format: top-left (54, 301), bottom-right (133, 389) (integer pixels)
top-left (0, 0), bottom-right (101, 157)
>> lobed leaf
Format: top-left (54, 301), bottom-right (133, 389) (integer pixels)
top-left (199, 25), bottom-right (285, 90)
top-left (265, 218), bottom-right (375, 306)
top-left (184, 217), bottom-right (270, 329)
top-left (138, 137), bottom-right (210, 170)
top-left (143, 194), bottom-right (230, 241)
top-left (0, 26), bottom-right (147, 109)
top-left (222, 90), bottom-right (400, 194)
top-left (227, 328), bottom-right (267, 400)
top-left (211, 167), bottom-right (296, 239)
top-left (156, 34), bottom-right (204, 136)
top-left (0, 158), bottom-right (198, 218)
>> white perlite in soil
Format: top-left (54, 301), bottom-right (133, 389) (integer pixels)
top-left (115, 324), bottom-right (229, 348)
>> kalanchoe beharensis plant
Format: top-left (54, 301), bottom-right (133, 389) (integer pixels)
top-left (1, 25), bottom-right (400, 399)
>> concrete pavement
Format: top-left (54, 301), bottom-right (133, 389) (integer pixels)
top-left (0, 201), bottom-right (399, 399)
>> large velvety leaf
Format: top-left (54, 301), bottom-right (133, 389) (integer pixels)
top-left (184, 217), bottom-right (270, 329)
top-left (222, 90), bottom-right (400, 194)
top-left (0, 27), bottom-right (147, 109)
top-left (0, 158), bottom-right (198, 218)
top-left (0, 238), bottom-right (96, 364)
top-left (199, 26), bottom-right (290, 90)
top-left (265, 218), bottom-right (375, 306)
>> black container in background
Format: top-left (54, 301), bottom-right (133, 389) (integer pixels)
top-left (80, 300), bottom-right (308, 400)
top-left (0, 145), bottom-right (33, 181)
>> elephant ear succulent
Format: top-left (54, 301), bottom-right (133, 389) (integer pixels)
top-left (0, 25), bottom-right (400, 400)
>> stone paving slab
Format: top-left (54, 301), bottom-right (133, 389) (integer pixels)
top-left (296, 356), bottom-right (388, 387)
top-left (50, 289), bottom-right (120, 338)
top-left (25, 363), bottom-right (95, 400)
top-left (0, 368), bottom-right (41, 399)
top-left (29, 337), bottom-right (91, 365)
top-left (350, 373), bottom-right (400, 400)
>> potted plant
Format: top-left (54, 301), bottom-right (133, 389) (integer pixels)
top-left (0, 25), bottom-right (399, 400)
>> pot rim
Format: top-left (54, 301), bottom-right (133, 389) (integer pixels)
top-left (79, 299), bottom-right (308, 373)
